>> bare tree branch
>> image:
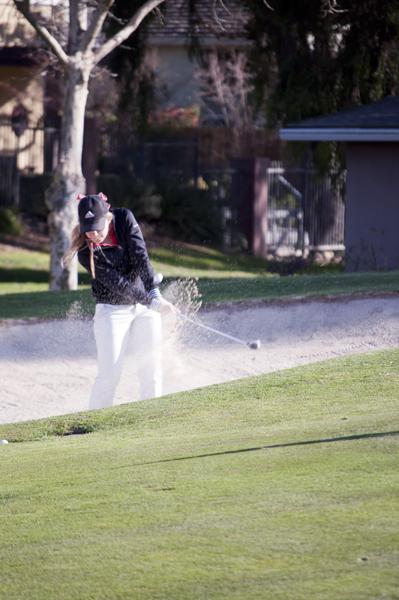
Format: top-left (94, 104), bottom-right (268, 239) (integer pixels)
top-left (68, 0), bottom-right (78, 52)
top-left (81, 0), bottom-right (113, 55)
top-left (107, 10), bottom-right (128, 27)
top-left (212, 0), bottom-right (231, 32)
top-left (13, 0), bottom-right (69, 65)
top-left (322, 0), bottom-right (347, 14)
top-left (196, 50), bottom-right (255, 132)
top-left (153, 6), bottom-right (164, 25)
top-left (261, 0), bottom-right (275, 10)
top-left (93, 0), bottom-right (165, 66)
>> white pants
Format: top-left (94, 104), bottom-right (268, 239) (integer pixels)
top-left (89, 303), bottom-right (162, 410)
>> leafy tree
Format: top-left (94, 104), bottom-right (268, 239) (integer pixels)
top-left (105, 0), bottom-right (155, 139)
top-left (246, 0), bottom-right (399, 127)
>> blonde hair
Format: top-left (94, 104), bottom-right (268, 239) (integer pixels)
top-left (63, 213), bottom-right (113, 279)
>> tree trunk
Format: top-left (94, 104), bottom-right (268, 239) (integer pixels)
top-left (47, 64), bottom-right (89, 291)
top-left (82, 116), bottom-right (99, 195)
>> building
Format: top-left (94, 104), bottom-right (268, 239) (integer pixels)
top-left (146, 0), bottom-right (250, 126)
top-left (0, 1), bottom-right (65, 209)
top-left (280, 96), bottom-right (399, 271)
top-left (0, 1), bottom-right (58, 175)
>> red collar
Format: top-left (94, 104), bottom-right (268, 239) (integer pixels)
top-left (99, 222), bottom-right (118, 247)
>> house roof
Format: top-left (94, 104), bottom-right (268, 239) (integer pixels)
top-left (147, 0), bottom-right (250, 46)
top-left (280, 96), bottom-right (399, 142)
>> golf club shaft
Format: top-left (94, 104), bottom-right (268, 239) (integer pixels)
top-left (179, 313), bottom-right (248, 347)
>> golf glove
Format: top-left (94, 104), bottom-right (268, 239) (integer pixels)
top-left (149, 294), bottom-right (176, 314)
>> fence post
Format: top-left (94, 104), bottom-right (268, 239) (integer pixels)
top-left (230, 157), bottom-right (269, 257)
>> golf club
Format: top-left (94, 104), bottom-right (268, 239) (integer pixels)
top-left (153, 273), bottom-right (261, 350)
top-left (179, 313), bottom-right (261, 350)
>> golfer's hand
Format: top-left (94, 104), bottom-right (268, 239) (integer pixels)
top-left (150, 295), bottom-right (177, 315)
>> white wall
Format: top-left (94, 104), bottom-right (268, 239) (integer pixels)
top-left (146, 46), bottom-right (201, 110)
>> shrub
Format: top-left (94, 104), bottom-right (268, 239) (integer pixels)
top-left (96, 174), bottom-right (162, 222)
top-left (0, 207), bottom-right (23, 236)
top-left (19, 174), bottom-right (52, 220)
top-left (159, 181), bottom-right (223, 245)
top-left (96, 174), bottom-right (224, 245)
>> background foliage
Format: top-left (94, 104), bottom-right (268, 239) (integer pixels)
top-left (246, 0), bottom-right (399, 127)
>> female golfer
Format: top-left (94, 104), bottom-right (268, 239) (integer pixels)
top-left (64, 193), bottom-right (174, 410)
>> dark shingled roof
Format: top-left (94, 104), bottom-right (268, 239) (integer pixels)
top-left (147, 0), bottom-right (249, 40)
top-left (286, 96), bottom-right (399, 130)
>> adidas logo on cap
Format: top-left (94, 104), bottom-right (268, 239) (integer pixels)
top-left (85, 210), bottom-right (95, 218)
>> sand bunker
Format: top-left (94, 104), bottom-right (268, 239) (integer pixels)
top-left (1, 295), bottom-right (398, 424)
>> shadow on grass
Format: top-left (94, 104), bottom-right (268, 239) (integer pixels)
top-left (138, 430), bottom-right (399, 465)
top-left (0, 288), bottom-right (93, 320)
top-left (151, 244), bottom-right (343, 276)
top-left (195, 272), bottom-right (399, 303)
top-left (0, 267), bottom-right (92, 285)
top-left (0, 267), bottom-right (49, 283)
top-left (150, 244), bottom-right (269, 273)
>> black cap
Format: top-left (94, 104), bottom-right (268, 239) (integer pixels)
top-left (78, 195), bottom-right (109, 233)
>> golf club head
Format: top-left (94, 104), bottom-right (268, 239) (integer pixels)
top-left (248, 340), bottom-right (261, 350)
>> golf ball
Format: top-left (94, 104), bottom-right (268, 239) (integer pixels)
top-left (0, 439), bottom-right (9, 445)
top-left (249, 340), bottom-right (261, 350)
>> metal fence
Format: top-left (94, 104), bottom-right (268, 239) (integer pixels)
top-left (196, 162), bottom-right (346, 255)
top-left (0, 118), bottom-right (346, 257)
top-left (0, 120), bottom-right (43, 173)
top-left (266, 162), bottom-right (345, 256)
top-left (0, 118), bottom-right (58, 206)
top-left (0, 154), bottom-right (19, 207)
top-left (134, 142), bottom-right (346, 254)
top-left (135, 140), bottom-right (200, 183)
top-left (132, 144), bottom-right (346, 254)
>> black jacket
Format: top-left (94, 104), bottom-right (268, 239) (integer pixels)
top-left (78, 208), bottom-right (157, 305)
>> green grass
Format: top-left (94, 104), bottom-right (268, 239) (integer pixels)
top-left (0, 241), bottom-right (266, 316)
top-left (0, 349), bottom-right (398, 599)
top-left (0, 239), bottom-right (269, 291)
top-left (148, 242), bottom-right (274, 277)
top-left (0, 270), bottom-right (398, 320)
top-left (0, 245), bottom-right (49, 292)
top-left (197, 270), bottom-right (399, 303)
top-left (1, 242), bottom-right (399, 320)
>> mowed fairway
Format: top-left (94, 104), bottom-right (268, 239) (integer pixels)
top-left (1, 350), bottom-right (398, 600)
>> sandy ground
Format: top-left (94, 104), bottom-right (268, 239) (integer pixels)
top-left (1, 295), bottom-right (398, 424)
